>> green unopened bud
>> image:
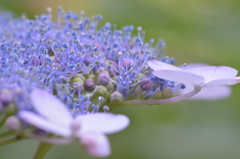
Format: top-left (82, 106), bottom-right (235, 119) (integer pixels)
top-left (152, 87), bottom-right (173, 99)
top-left (5, 116), bottom-right (22, 132)
top-left (133, 85), bottom-right (145, 96)
top-left (86, 73), bottom-right (96, 80)
top-left (70, 75), bottom-right (85, 85)
top-left (110, 91), bottom-right (123, 104)
top-left (162, 87), bottom-right (173, 98)
top-left (95, 85), bottom-right (110, 98)
top-left (6, 104), bottom-right (18, 114)
top-left (152, 91), bottom-right (164, 99)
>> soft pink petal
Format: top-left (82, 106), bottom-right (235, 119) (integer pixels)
top-left (74, 113), bottom-right (129, 134)
top-left (181, 85), bottom-right (231, 100)
top-left (148, 60), bottom-right (182, 71)
top-left (78, 133), bottom-right (110, 157)
top-left (30, 88), bottom-right (72, 127)
top-left (19, 111), bottom-right (71, 137)
top-left (186, 66), bottom-right (238, 85)
top-left (152, 70), bottom-right (205, 85)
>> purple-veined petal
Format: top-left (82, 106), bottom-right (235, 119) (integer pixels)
top-left (74, 113), bottom-right (129, 134)
top-left (152, 70), bottom-right (205, 85)
top-left (19, 111), bottom-right (72, 137)
top-left (78, 133), bottom-right (110, 157)
top-left (181, 85), bottom-right (231, 100)
top-left (186, 66), bottom-right (238, 85)
top-left (30, 88), bottom-right (72, 127)
top-left (148, 60), bottom-right (182, 71)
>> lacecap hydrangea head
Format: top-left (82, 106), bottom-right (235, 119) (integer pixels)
top-left (0, 7), bottom-right (185, 116)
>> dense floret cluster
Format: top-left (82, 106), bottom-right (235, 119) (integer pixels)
top-left (0, 7), bottom-right (182, 116)
top-left (0, 7), bottom-right (239, 159)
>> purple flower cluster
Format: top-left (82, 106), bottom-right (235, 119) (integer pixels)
top-left (0, 7), bottom-right (239, 159)
top-left (0, 7), bottom-right (183, 116)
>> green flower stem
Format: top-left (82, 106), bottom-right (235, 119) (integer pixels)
top-left (0, 131), bottom-right (16, 139)
top-left (110, 85), bottom-right (202, 109)
top-left (0, 114), bottom-right (8, 128)
top-left (31, 142), bottom-right (53, 159)
top-left (0, 135), bottom-right (27, 146)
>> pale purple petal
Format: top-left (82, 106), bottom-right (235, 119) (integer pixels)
top-left (152, 70), bottom-right (205, 85)
top-left (181, 85), bottom-right (231, 100)
top-left (148, 60), bottom-right (182, 71)
top-left (186, 66), bottom-right (238, 85)
top-left (74, 113), bottom-right (129, 134)
top-left (30, 88), bottom-right (72, 127)
top-left (78, 133), bottom-right (110, 157)
top-left (203, 77), bottom-right (240, 86)
top-left (19, 111), bottom-right (71, 137)
top-left (180, 63), bottom-right (209, 69)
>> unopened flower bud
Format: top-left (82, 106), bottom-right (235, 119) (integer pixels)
top-left (71, 75), bottom-right (85, 85)
top-left (110, 91), bottom-right (123, 104)
top-left (5, 116), bottom-right (22, 132)
top-left (152, 87), bottom-right (173, 99)
top-left (72, 82), bottom-right (84, 93)
top-left (162, 87), bottom-right (173, 98)
top-left (84, 78), bottom-right (96, 91)
top-left (0, 89), bottom-right (13, 106)
top-left (140, 78), bottom-right (153, 91)
top-left (97, 73), bottom-right (110, 86)
top-left (93, 67), bottom-right (104, 76)
top-left (95, 85), bottom-right (110, 98)
top-left (152, 91), bottom-right (163, 99)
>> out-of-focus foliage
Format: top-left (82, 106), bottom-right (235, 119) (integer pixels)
top-left (0, 0), bottom-right (240, 159)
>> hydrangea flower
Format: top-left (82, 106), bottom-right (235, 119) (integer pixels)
top-left (19, 88), bottom-right (129, 157)
top-left (0, 7), bottom-right (239, 159)
top-left (148, 60), bottom-right (240, 100)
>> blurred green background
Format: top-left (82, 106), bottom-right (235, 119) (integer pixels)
top-left (1, 0), bottom-right (240, 159)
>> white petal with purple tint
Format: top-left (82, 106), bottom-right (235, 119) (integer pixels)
top-left (30, 89), bottom-right (72, 127)
top-left (148, 60), bottom-right (182, 71)
top-left (19, 111), bottom-right (71, 137)
top-left (78, 133), bottom-right (110, 157)
top-left (74, 113), bottom-right (130, 134)
top-left (181, 85), bottom-right (231, 100)
top-left (186, 66), bottom-right (239, 85)
top-left (153, 70), bottom-right (205, 85)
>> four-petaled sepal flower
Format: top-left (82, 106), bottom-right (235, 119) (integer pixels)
top-left (19, 88), bottom-right (129, 157)
top-left (148, 60), bottom-right (240, 100)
